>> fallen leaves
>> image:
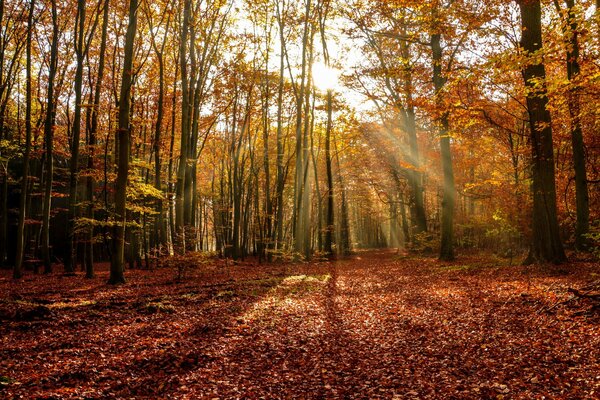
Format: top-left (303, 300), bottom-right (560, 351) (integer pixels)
top-left (0, 251), bottom-right (599, 398)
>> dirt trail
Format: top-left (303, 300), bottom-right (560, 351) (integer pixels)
top-left (1, 250), bottom-right (599, 399)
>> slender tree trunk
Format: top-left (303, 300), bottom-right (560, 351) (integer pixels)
top-left (293, 0), bottom-right (311, 256)
top-left (176, 0), bottom-right (191, 251)
top-left (167, 62), bottom-right (178, 256)
top-left (518, 0), bottom-right (567, 264)
top-left (146, 8), bottom-right (170, 251)
top-left (65, 0), bottom-right (86, 274)
top-left (400, 194), bottom-right (409, 245)
top-left (184, 21), bottom-right (198, 234)
top-left (1, 165), bottom-right (7, 268)
top-left (560, 0), bottom-right (590, 250)
top-left (318, 3), bottom-right (335, 256)
top-left (324, 89), bottom-right (335, 255)
top-left (274, 0), bottom-right (286, 251)
top-left (154, 57), bottom-right (166, 248)
top-left (262, 16), bottom-right (273, 260)
top-left (14, 0), bottom-right (35, 279)
top-left (84, 0), bottom-right (109, 278)
top-left (0, 0), bottom-right (8, 269)
top-left (400, 19), bottom-right (426, 236)
top-left (41, 0), bottom-right (59, 274)
top-left (300, 29), bottom-right (316, 259)
top-left (109, 0), bottom-right (138, 284)
top-left (334, 136), bottom-right (350, 255)
top-left (431, 28), bottom-right (455, 261)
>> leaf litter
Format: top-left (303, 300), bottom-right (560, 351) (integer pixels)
top-left (0, 250), bottom-right (598, 399)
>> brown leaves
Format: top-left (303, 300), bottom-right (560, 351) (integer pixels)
top-left (0, 251), bottom-right (599, 398)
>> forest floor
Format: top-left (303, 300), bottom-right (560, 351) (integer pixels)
top-left (1, 250), bottom-right (599, 399)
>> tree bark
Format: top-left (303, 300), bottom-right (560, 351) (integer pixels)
top-left (41, 0), bottom-right (59, 274)
top-left (293, 0), bottom-right (312, 256)
top-left (109, 0), bottom-right (138, 284)
top-left (175, 0), bottom-right (191, 251)
top-left (324, 89), bottom-right (335, 255)
top-left (518, 0), bottom-right (567, 264)
top-left (65, 0), bottom-right (86, 274)
top-left (84, 0), bottom-right (110, 279)
top-left (14, 0), bottom-right (35, 279)
top-left (273, 0), bottom-right (287, 251)
top-left (431, 28), bottom-right (455, 261)
top-left (560, 0), bottom-right (590, 250)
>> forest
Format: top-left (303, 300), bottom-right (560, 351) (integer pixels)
top-left (0, 0), bottom-right (599, 398)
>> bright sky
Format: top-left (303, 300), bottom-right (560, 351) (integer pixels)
top-left (232, 1), bottom-right (370, 110)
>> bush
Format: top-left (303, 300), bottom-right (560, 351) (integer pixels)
top-left (161, 251), bottom-right (216, 281)
top-left (584, 221), bottom-right (600, 260)
top-left (407, 232), bottom-right (439, 255)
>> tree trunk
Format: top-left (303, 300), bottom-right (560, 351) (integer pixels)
top-left (324, 89), bottom-right (335, 255)
top-left (431, 30), bottom-right (455, 261)
top-left (146, 7), bottom-right (170, 252)
top-left (175, 0), bottom-right (192, 251)
top-left (518, 0), bottom-right (567, 264)
top-left (293, 0), bottom-right (311, 256)
top-left (84, 0), bottom-right (110, 279)
top-left (65, 0), bottom-right (86, 274)
top-left (262, 16), bottom-right (273, 260)
top-left (274, 0), bottom-right (287, 251)
top-left (109, 0), bottom-right (138, 284)
top-left (561, 0), bottom-right (590, 250)
top-left (41, 0), bottom-right (59, 274)
top-left (14, 0), bottom-right (35, 279)
top-left (167, 62), bottom-right (178, 256)
top-left (400, 20), bottom-right (427, 236)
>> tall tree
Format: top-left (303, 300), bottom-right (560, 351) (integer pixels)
top-left (110, 0), bottom-right (139, 284)
top-left (518, 0), bottom-right (566, 264)
top-left (0, 0), bottom-right (28, 268)
top-left (13, 0), bottom-right (35, 279)
top-left (554, 0), bottom-right (589, 250)
top-left (64, 0), bottom-right (87, 274)
top-left (431, 3), bottom-right (455, 261)
top-left (144, 0), bottom-right (171, 251)
top-left (273, 0), bottom-right (288, 251)
top-left (318, 0), bottom-right (335, 256)
top-left (175, 0), bottom-right (191, 251)
top-left (41, 0), bottom-right (60, 274)
top-left (293, 0), bottom-right (312, 258)
top-left (84, 0), bottom-right (110, 279)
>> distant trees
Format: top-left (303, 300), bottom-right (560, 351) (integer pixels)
top-left (1, 0), bottom-right (600, 282)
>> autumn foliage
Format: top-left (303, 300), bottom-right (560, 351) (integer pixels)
top-left (1, 0), bottom-right (600, 397)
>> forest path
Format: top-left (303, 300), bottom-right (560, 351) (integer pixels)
top-left (1, 250), bottom-right (599, 399)
top-left (175, 249), bottom-right (599, 399)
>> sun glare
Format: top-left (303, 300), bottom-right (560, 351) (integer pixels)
top-left (312, 62), bottom-right (340, 91)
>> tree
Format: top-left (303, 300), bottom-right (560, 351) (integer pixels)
top-left (518, 0), bottom-right (566, 264)
top-left (41, 0), bottom-right (60, 274)
top-left (430, 2), bottom-right (455, 261)
top-left (1, 0), bottom-right (28, 269)
top-left (143, 0), bottom-right (171, 253)
top-left (82, 0), bottom-right (110, 279)
top-left (554, 0), bottom-right (590, 251)
top-left (110, 0), bottom-right (139, 284)
top-left (317, 0), bottom-right (335, 256)
top-left (13, 0), bottom-right (35, 279)
top-left (291, 0), bottom-right (314, 259)
top-left (64, 0), bottom-right (87, 274)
